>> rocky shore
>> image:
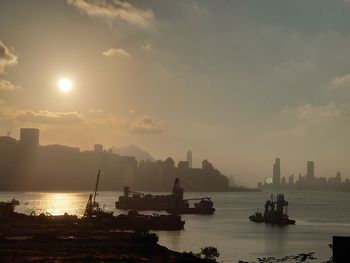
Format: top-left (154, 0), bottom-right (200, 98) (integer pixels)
top-left (0, 227), bottom-right (208, 263)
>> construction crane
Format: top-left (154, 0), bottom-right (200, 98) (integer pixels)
top-left (93, 170), bottom-right (100, 205)
top-left (84, 170), bottom-right (101, 218)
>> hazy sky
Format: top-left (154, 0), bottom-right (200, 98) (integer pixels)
top-left (1, 0), bottom-right (350, 186)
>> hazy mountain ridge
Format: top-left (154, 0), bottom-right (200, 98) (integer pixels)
top-left (111, 145), bottom-right (154, 162)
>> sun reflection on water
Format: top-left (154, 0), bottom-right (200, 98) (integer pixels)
top-left (27, 192), bottom-right (88, 216)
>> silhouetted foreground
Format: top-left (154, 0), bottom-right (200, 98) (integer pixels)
top-left (333, 236), bottom-right (350, 263)
top-left (0, 229), bottom-right (209, 263)
top-left (238, 237), bottom-right (350, 262)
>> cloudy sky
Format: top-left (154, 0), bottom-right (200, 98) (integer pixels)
top-left (1, 0), bottom-right (350, 185)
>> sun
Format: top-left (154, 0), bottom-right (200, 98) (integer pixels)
top-left (58, 78), bottom-right (73, 93)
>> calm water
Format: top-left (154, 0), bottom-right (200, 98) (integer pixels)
top-left (1, 190), bottom-right (349, 262)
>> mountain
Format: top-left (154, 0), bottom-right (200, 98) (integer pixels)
top-left (111, 145), bottom-right (154, 162)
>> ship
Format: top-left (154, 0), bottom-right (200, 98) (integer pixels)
top-left (249, 194), bottom-right (296, 225)
top-left (115, 178), bottom-right (215, 215)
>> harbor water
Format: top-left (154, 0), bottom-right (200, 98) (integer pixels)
top-left (0, 190), bottom-right (349, 262)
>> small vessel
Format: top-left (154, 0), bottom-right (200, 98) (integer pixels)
top-left (116, 178), bottom-right (215, 215)
top-left (166, 197), bottom-right (215, 215)
top-left (249, 210), bottom-right (264, 223)
top-left (249, 194), bottom-right (296, 225)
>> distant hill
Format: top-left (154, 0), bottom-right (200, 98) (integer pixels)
top-left (111, 145), bottom-right (154, 162)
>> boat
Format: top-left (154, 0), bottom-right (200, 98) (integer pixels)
top-left (0, 171), bottom-right (185, 231)
top-left (249, 210), bottom-right (264, 223)
top-left (249, 194), bottom-right (296, 225)
top-left (115, 178), bottom-right (215, 215)
top-left (166, 198), bottom-right (215, 215)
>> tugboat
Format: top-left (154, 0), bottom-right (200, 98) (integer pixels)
top-left (248, 209), bottom-right (264, 223)
top-left (249, 194), bottom-right (296, 225)
top-left (116, 178), bottom-right (215, 215)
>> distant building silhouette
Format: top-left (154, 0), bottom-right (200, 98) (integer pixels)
top-left (202, 159), bottom-right (214, 170)
top-left (178, 161), bottom-right (189, 169)
top-left (94, 144), bottom-right (103, 153)
top-left (20, 128), bottom-right (39, 149)
top-left (288, 173), bottom-right (294, 184)
top-left (0, 128), bottom-right (229, 191)
top-left (307, 161), bottom-right (314, 179)
top-left (258, 159), bottom-right (350, 192)
top-left (272, 158), bottom-right (281, 185)
top-left (187, 150), bottom-right (192, 168)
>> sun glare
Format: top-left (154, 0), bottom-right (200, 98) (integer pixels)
top-left (58, 78), bottom-right (73, 93)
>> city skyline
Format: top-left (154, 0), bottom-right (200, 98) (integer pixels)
top-left (0, 127), bottom-right (229, 191)
top-left (2, 0), bottom-right (350, 186)
top-left (258, 157), bottom-right (348, 192)
top-left (2, 127), bottom-right (347, 188)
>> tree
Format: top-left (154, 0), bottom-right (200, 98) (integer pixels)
top-left (201, 246), bottom-right (220, 261)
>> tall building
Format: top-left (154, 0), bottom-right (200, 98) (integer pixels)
top-left (94, 144), bottom-right (103, 153)
top-left (20, 128), bottom-right (39, 149)
top-left (307, 161), bottom-right (314, 179)
top-left (178, 161), bottom-right (189, 169)
top-left (273, 158), bottom-right (281, 185)
top-left (288, 173), bottom-right (294, 184)
top-left (187, 150), bottom-right (192, 168)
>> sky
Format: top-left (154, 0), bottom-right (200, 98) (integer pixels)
top-left (1, 0), bottom-right (350, 186)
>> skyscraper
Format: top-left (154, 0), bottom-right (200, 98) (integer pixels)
top-left (187, 150), bottom-right (192, 168)
top-left (273, 158), bottom-right (281, 185)
top-left (20, 128), bottom-right (39, 149)
top-left (94, 144), bottom-right (103, 153)
top-left (307, 161), bottom-right (314, 179)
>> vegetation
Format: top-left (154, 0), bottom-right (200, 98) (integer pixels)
top-left (200, 246), bottom-right (220, 261)
top-left (239, 252), bottom-right (320, 263)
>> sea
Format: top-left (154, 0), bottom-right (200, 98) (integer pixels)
top-left (0, 190), bottom-right (349, 262)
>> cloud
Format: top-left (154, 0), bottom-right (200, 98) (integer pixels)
top-left (88, 108), bottom-right (105, 113)
top-left (0, 79), bottom-right (20, 91)
top-left (0, 102), bottom-right (164, 139)
top-left (0, 40), bottom-right (18, 74)
top-left (102, 48), bottom-right (131, 57)
top-left (0, 105), bottom-right (86, 125)
top-left (67, 0), bottom-right (154, 27)
top-left (130, 116), bottom-right (163, 135)
top-left (281, 102), bottom-right (350, 125)
top-left (330, 73), bottom-right (350, 90)
top-left (16, 110), bottom-right (86, 125)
